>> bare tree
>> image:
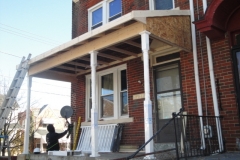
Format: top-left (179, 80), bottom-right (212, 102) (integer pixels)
top-left (0, 77), bottom-right (39, 156)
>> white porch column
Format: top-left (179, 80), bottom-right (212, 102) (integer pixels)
top-left (23, 76), bottom-right (32, 154)
top-left (40, 136), bottom-right (43, 153)
top-left (140, 31), bottom-right (155, 158)
top-left (89, 51), bottom-right (100, 157)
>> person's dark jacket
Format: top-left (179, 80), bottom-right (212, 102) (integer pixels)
top-left (46, 124), bottom-right (68, 152)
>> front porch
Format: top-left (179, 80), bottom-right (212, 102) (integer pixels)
top-left (24, 9), bottom-right (192, 157)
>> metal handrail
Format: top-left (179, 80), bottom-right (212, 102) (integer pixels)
top-left (126, 108), bottom-right (184, 159)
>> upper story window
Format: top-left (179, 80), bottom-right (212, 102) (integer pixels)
top-left (108, 0), bottom-right (122, 21)
top-left (86, 64), bottom-right (128, 121)
top-left (149, 0), bottom-right (175, 10)
top-left (88, 0), bottom-right (122, 31)
top-left (92, 7), bottom-right (103, 30)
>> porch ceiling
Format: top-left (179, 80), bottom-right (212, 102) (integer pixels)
top-left (28, 10), bottom-right (191, 82)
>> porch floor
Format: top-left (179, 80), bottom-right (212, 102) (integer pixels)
top-left (17, 152), bottom-right (137, 160)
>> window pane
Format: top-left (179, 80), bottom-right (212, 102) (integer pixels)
top-left (101, 95), bottom-right (114, 117)
top-left (121, 91), bottom-right (128, 115)
top-left (157, 91), bottom-right (181, 119)
top-left (90, 79), bottom-right (92, 97)
top-left (109, 0), bottom-right (122, 18)
top-left (236, 52), bottom-right (240, 84)
top-left (155, 0), bottom-right (173, 10)
top-left (156, 66), bottom-right (180, 92)
top-left (101, 73), bottom-right (114, 95)
top-left (121, 70), bottom-right (127, 90)
top-left (89, 98), bottom-right (92, 118)
top-left (92, 7), bottom-right (102, 26)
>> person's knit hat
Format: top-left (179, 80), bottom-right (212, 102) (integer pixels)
top-left (47, 124), bottom-right (55, 132)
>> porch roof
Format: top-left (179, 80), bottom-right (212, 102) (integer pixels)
top-left (28, 10), bottom-right (191, 82)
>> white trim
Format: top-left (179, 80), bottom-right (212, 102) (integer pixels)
top-left (85, 64), bottom-right (128, 122)
top-left (152, 58), bottom-right (180, 66)
top-left (82, 117), bottom-right (133, 126)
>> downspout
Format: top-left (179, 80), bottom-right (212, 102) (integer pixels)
top-left (202, 0), bottom-right (224, 152)
top-left (189, 0), bottom-right (206, 149)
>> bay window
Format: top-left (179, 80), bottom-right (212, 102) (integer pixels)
top-left (88, 0), bottom-right (122, 31)
top-left (86, 64), bottom-right (128, 121)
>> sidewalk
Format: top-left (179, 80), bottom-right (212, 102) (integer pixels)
top-left (187, 152), bottom-right (240, 160)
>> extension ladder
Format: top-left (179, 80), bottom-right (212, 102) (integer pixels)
top-left (0, 54), bottom-right (31, 157)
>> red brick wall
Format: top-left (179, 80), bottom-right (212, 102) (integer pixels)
top-left (122, 0), bottom-right (149, 14)
top-left (180, 51), bottom-right (198, 115)
top-left (72, 0), bottom-right (150, 38)
top-left (71, 76), bottom-right (86, 123)
top-left (70, 0), bottom-right (240, 151)
top-left (210, 37), bottom-right (239, 151)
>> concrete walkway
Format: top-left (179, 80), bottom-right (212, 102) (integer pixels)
top-left (187, 152), bottom-right (240, 160)
top-left (16, 151), bottom-right (240, 160)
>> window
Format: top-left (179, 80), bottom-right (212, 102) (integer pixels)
top-left (86, 64), bottom-right (128, 120)
top-left (88, 0), bottom-right (122, 30)
top-left (108, 0), bottom-right (122, 21)
top-left (155, 63), bottom-right (182, 119)
top-left (232, 35), bottom-right (240, 117)
top-left (36, 144), bottom-right (40, 148)
top-left (101, 73), bottom-right (114, 118)
top-left (149, 0), bottom-right (175, 10)
top-left (92, 7), bottom-right (103, 30)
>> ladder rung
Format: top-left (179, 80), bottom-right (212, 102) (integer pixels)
top-left (5, 97), bottom-right (16, 100)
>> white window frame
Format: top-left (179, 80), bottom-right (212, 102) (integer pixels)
top-left (85, 64), bottom-right (128, 121)
top-left (149, 0), bottom-right (175, 10)
top-left (88, 0), bottom-right (122, 31)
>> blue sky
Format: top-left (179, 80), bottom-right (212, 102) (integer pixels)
top-left (0, 1), bottom-right (72, 110)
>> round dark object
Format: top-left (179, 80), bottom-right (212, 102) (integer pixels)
top-left (60, 106), bottom-right (73, 118)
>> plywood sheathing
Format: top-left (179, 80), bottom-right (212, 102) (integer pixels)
top-left (146, 16), bottom-right (192, 52)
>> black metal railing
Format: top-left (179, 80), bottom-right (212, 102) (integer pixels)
top-left (126, 108), bottom-right (184, 160)
top-left (123, 108), bottom-right (224, 160)
top-left (176, 114), bottom-right (224, 158)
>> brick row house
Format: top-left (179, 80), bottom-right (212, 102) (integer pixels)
top-left (23, 0), bottom-right (240, 158)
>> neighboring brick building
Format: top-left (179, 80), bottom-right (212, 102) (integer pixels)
top-left (25, 0), bottom-right (240, 157)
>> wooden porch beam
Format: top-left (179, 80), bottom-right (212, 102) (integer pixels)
top-left (107, 47), bottom-right (138, 57)
top-left (81, 57), bottom-right (109, 65)
top-left (29, 22), bottom-right (146, 76)
top-left (67, 61), bottom-right (89, 68)
top-left (124, 40), bottom-right (141, 48)
top-left (57, 65), bottom-right (84, 72)
top-left (98, 52), bottom-right (123, 61)
top-left (33, 70), bottom-right (77, 82)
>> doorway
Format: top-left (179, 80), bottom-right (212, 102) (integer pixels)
top-left (154, 62), bottom-right (182, 143)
